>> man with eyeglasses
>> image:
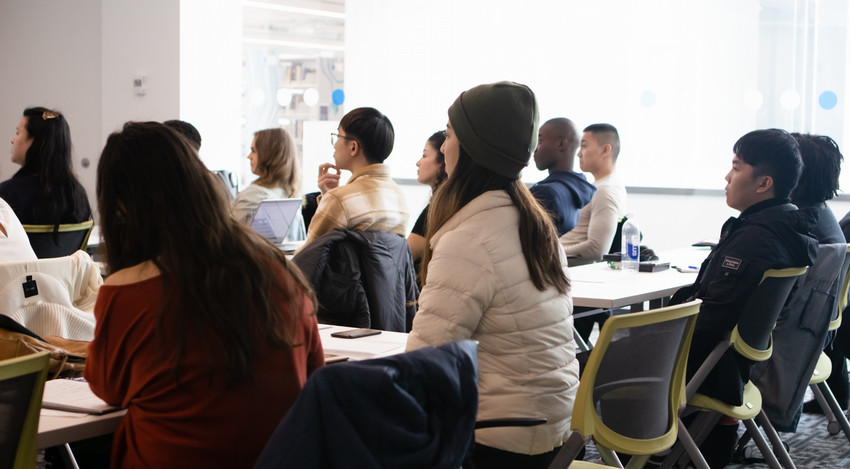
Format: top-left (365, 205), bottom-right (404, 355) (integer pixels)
top-left (300, 107), bottom-right (409, 249)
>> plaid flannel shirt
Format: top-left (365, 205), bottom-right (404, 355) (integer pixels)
top-left (302, 164), bottom-right (409, 248)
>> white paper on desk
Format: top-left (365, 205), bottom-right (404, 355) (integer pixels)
top-left (42, 379), bottom-right (121, 415)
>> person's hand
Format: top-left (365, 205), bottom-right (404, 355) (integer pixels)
top-left (318, 163), bottom-right (341, 193)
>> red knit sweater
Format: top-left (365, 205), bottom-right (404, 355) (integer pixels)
top-left (84, 266), bottom-right (323, 468)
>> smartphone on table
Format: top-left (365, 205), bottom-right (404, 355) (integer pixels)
top-left (330, 328), bottom-right (382, 339)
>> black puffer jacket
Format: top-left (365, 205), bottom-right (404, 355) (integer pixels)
top-left (293, 228), bottom-right (418, 332)
top-left (677, 198), bottom-right (818, 405)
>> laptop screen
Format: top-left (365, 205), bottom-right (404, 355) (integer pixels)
top-left (250, 198), bottom-right (303, 244)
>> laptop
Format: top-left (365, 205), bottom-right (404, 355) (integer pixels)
top-left (249, 198), bottom-right (305, 248)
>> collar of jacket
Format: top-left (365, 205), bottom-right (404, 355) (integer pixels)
top-left (348, 163), bottom-right (391, 184)
top-left (429, 190), bottom-right (512, 250)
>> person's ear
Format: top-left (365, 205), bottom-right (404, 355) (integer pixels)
top-left (349, 139), bottom-right (359, 157)
top-left (557, 137), bottom-right (567, 150)
top-left (755, 175), bottom-right (774, 194)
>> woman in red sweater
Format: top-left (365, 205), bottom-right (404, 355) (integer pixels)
top-left (85, 122), bottom-right (324, 468)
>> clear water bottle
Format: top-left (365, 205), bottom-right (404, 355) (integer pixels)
top-left (621, 216), bottom-right (640, 272)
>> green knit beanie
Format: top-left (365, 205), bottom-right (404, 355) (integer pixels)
top-left (448, 81), bottom-right (539, 180)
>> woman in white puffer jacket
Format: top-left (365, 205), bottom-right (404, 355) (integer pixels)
top-left (405, 81), bottom-right (579, 469)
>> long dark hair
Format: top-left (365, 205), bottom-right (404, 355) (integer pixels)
top-left (426, 130), bottom-right (448, 191)
top-left (253, 127), bottom-right (300, 196)
top-left (17, 107), bottom-right (89, 226)
top-left (97, 122), bottom-right (315, 384)
top-left (422, 148), bottom-right (569, 294)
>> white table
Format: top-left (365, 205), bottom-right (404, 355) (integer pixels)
top-left (319, 325), bottom-right (408, 360)
top-left (570, 247), bottom-right (710, 310)
top-left (37, 326), bottom-right (408, 449)
top-left (38, 409), bottom-right (125, 449)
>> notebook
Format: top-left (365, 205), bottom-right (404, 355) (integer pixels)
top-left (250, 198), bottom-right (304, 246)
top-left (42, 379), bottom-right (121, 415)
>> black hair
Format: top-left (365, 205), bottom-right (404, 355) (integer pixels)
top-left (733, 129), bottom-right (802, 199)
top-left (339, 107), bottom-right (394, 164)
top-left (426, 130), bottom-right (448, 190)
top-left (163, 120), bottom-right (202, 151)
top-left (790, 133), bottom-right (843, 206)
top-left (583, 123), bottom-right (620, 160)
top-left (18, 107), bottom-right (90, 226)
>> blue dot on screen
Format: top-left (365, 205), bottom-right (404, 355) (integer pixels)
top-left (640, 90), bottom-right (656, 108)
top-left (819, 91), bottom-right (838, 110)
top-left (332, 89), bottom-right (345, 106)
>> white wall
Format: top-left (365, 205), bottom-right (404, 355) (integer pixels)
top-left (0, 0), bottom-right (102, 207)
top-left (101, 0), bottom-right (180, 138)
top-left (0, 0), bottom-right (241, 219)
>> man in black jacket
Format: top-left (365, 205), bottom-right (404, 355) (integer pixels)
top-left (672, 129), bottom-right (818, 467)
top-left (680, 128), bottom-right (818, 403)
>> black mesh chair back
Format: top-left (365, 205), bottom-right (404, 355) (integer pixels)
top-left (592, 312), bottom-right (693, 441)
top-left (548, 300), bottom-right (701, 468)
top-left (735, 268), bottom-right (806, 354)
top-left (23, 219), bottom-right (94, 259)
top-left (0, 352), bottom-right (49, 469)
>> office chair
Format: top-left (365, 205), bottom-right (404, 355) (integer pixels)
top-left (0, 351), bottom-right (50, 469)
top-left (22, 219), bottom-right (94, 259)
top-left (747, 243), bottom-right (847, 434)
top-left (664, 266), bottom-right (808, 469)
top-left (808, 244), bottom-right (850, 440)
top-left (293, 228), bottom-right (418, 332)
top-left (547, 299), bottom-right (702, 469)
top-left (255, 340), bottom-right (479, 469)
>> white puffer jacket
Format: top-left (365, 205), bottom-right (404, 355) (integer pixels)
top-left (406, 190), bottom-right (579, 455)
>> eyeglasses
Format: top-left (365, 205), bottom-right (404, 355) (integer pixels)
top-left (330, 132), bottom-right (354, 145)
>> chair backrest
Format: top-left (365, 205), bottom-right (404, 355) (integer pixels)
top-left (22, 219), bottom-right (94, 259)
top-left (254, 340), bottom-right (477, 469)
top-left (828, 244), bottom-right (850, 331)
top-left (732, 266), bottom-right (808, 360)
top-left (570, 299), bottom-right (701, 456)
top-left (213, 169), bottom-right (239, 199)
top-left (293, 228), bottom-right (418, 332)
top-left (607, 216), bottom-right (627, 254)
top-left (0, 351), bottom-right (49, 469)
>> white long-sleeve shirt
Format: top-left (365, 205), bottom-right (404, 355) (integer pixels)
top-left (559, 172), bottom-right (627, 260)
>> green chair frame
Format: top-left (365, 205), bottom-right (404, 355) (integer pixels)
top-left (548, 299), bottom-right (702, 469)
top-left (664, 266), bottom-right (808, 469)
top-left (22, 219), bottom-right (94, 258)
top-left (0, 351), bottom-right (50, 469)
top-left (809, 244), bottom-right (850, 439)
